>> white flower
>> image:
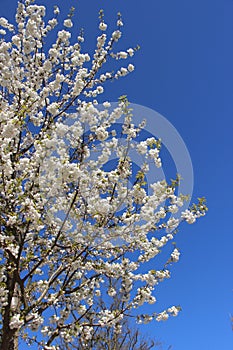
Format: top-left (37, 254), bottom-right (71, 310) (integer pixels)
top-left (103, 101), bottom-right (111, 108)
top-left (127, 48), bottom-right (134, 56)
top-left (167, 217), bottom-right (179, 231)
top-left (108, 287), bottom-right (116, 296)
top-left (0, 17), bottom-right (8, 28)
top-left (167, 306), bottom-right (179, 316)
top-left (137, 141), bottom-right (147, 154)
top-left (119, 51), bottom-right (127, 59)
top-left (63, 19), bottom-right (73, 28)
top-left (9, 314), bottom-right (24, 329)
top-left (47, 102), bottom-right (59, 116)
top-left (171, 248), bottom-right (180, 262)
top-left (58, 30), bottom-right (71, 41)
top-left (112, 30), bottom-right (121, 41)
top-left (97, 86), bottom-right (104, 94)
top-left (120, 67), bottom-right (128, 76)
top-left (78, 35), bottom-right (84, 42)
top-left (128, 64), bottom-right (135, 72)
top-left (156, 311), bottom-right (169, 322)
top-left (181, 209), bottom-right (196, 224)
top-left (168, 205), bottom-right (178, 213)
top-left (96, 127), bottom-right (108, 141)
top-left (99, 22), bottom-right (107, 31)
top-left (48, 18), bottom-right (57, 28)
top-left (148, 148), bottom-right (159, 158)
top-left (12, 35), bottom-right (21, 47)
top-left (53, 6), bottom-right (60, 15)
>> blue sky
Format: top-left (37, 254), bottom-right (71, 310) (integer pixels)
top-left (1, 0), bottom-right (233, 349)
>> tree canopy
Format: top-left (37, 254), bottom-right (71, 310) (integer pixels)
top-left (0, 1), bottom-right (207, 349)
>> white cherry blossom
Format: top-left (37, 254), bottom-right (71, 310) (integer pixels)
top-left (0, 1), bottom-right (207, 349)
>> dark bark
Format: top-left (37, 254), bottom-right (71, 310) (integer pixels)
top-left (0, 257), bottom-right (19, 350)
top-left (0, 327), bottom-right (18, 350)
top-left (0, 293), bottom-right (19, 350)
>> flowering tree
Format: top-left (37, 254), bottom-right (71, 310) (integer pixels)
top-left (0, 1), bottom-right (207, 349)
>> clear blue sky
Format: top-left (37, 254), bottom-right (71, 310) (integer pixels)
top-left (1, 0), bottom-right (232, 349)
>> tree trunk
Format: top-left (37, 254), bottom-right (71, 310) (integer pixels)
top-left (0, 322), bottom-right (18, 350)
top-left (0, 260), bottom-right (19, 350)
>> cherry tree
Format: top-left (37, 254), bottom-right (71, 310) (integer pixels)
top-left (0, 1), bottom-right (207, 349)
